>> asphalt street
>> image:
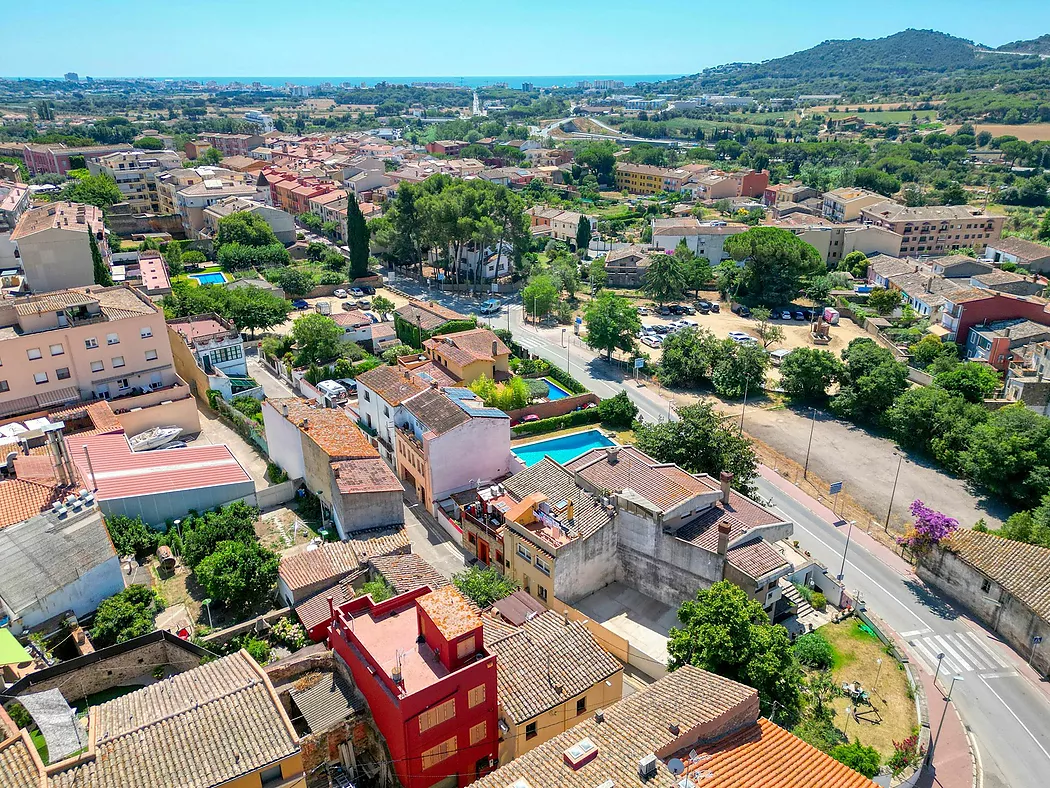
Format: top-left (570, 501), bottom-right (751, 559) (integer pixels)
top-left (388, 283), bottom-right (1050, 788)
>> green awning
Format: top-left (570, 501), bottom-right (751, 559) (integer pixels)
top-left (0, 627), bottom-right (32, 665)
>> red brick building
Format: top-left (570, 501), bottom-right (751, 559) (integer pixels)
top-left (426, 140), bottom-right (468, 156)
top-left (328, 584), bottom-right (499, 788)
top-left (22, 143), bottom-right (133, 175)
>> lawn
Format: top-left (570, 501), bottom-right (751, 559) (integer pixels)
top-left (818, 619), bottom-right (918, 759)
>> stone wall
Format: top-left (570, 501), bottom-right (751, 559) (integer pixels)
top-left (504, 392), bottom-right (600, 423)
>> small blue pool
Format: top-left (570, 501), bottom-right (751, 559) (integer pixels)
top-left (513, 429), bottom-right (616, 467)
top-left (191, 272), bottom-right (227, 285)
top-left (542, 377), bottom-right (573, 401)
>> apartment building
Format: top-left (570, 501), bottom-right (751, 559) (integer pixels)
top-left (201, 195), bottom-right (297, 244)
top-left (861, 202), bottom-right (1005, 255)
top-left (244, 109), bottom-right (275, 132)
top-left (328, 584), bottom-right (500, 788)
top-left (11, 202), bottom-right (109, 293)
top-left (175, 177), bottom-right (259, 237)
top-left (688, 169), bottom-right (769, 201)
top-left (821, 187), bottom-right (887, 222)
top-left (21, 142), bottom-right (133, 176)
top-left (86, 149), bottom-right (182, 213)
top-left (426, 140), bottom-right (468, 156)
top-left (614, 162), bottom-right (688, 195)
top-left (787, 223), bottom-right (903, 265)
top-left (0, 180), bottom-right (31, 232)
top-left (650, 218), bottom-right (747, 262)
top-left (0, 286), bottom-right (176, 418)
top-left (199, 132), bottom-right (265, 157)
top-left (395, 386), bottom-right (511, 515)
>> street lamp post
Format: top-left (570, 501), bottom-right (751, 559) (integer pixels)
top-left (928, 675), bottom-right (964, 766)
top-left (932, 652), bottom-right (946, 688)
top-left (884, 452), bottom-right (904, 532)
top-left (738, 376), bottom-right (750, 437)
top-left (803, 407), bottom-right (817, 479)
top-left (837, 520), bottom-right (856, 581)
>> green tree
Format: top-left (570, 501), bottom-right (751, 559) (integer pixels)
top-left (453, 565), bottom-right (517, 607)
top-left (909, 334), bottom-right (953, 368)
top-left (832, 338), bottom-right (908, 423)
top-left (360, 577), bottom-right (394, 602)
top-left (180, 501), bottom-right (260, 568)
top-left (274, 267), bottom-right (314, 296)
top-left (225, 286), bottom-right (292, 337)
top-left (751, 307), bottom-right (785, 349)
top-left (668, 581), bottom-right (803, 726)
top-left (804, 274), bottom-right (835, 303)
top-left (583, 291), bottom-right (640, 360)
top-left (792, 632), bottom-right (835, 669)
top-left (838, 250), bottom-right (869, 279)
top-left (552, 256), bottom-right (581, 300)
top-left (133, 136), bottom-right (165, 150)
top-left (642, 253), bottom-right (686, 304)
top-left (657, 327), bottom-right (721, 388)
top-left (684, 255), bottom-right (713, 297)
top-left (830, 741), bottom-right (882, 779)
top-left (575, 215), bottom-right (592, 253)
top-left (215, 211), bottom-right (279, 249)
top-left (63, 173), bottom-right (122, 209)
top-left (635, 402), bottom-right (757, 490)
top-left (962, 404), bottom-right (1050, 507)
top-left (195, 540), bottom-right (279, 613)
top-left (89, 231), bottom-right (112, 286)
top-left (522, 273), bottom-right (559, 321)
top-left (588, 258), bottom-right (608, 291)
top-left (181, 250), bottom-right (207, 266)
top-left (91, 586), bottom-right (163, 647)
top-left (197, 146), bottom-right (223, 165)
top-left (867, 287), bottom-right (903, 315)
top-left (218, 241), bottom-right (289, 271)
top-left (884, 387), bottom-right (987, 472)
top-left (723, 227), bottom-right (824, 306)
top-left (935, 363), bottom-right (1001, 403)
top-left (574, 141), bottom-right (617, 183)
top-left (597, 391), bottom-right (639, 428)
top-left (1039, 212), bottom-right (1050, 242)
top-left (105, 515), bottom-right (158, 560)
top-left (779, 348), bottom-right (843, 403)
top-left (292, 312), bottom-right (344, 366)
top-left (371, 294), bottom-right (395, 316)
top-left (711, 340), bottom-right (769, 399)
top-left (346, 193), bottom-right (370, 279)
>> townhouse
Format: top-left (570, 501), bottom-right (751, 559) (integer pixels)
top-left (355, 364), bottom-right (430, 463)
top-left (821, 187), bottom-right (886, 222)
top-left (861, 202), bottom-right (1005, 255)
top-left (426, 139), bottom-right (469, 156)
top-left (984, 236), bottom-right (1050, 274)
top-left (0, 286), bottom-right (178, 418)
top-left (174, 176), bottom-right (259, 237)
top-left (687, 168), bottom-right (769, 201)
top-left (0, 180), bottom-right (31, 232)
top-left (166, 313), bottom-right (250, 401)
top-left (965, 319), bottom-right (1050, 370)
top-left (11, 202), bottom-right (108, 293)
top-left (603, 245), bottom-right (651, 287)
top-left (262, 398), bottom-right (405, 538)
top-left (201, 195), bottom-right (297, 244)
top-left (941, 288), bottom-right (1050, 343)
top-left (526, 206), bottom-right (597, 248)
top-left (87, 149), bottom-right (182, 213)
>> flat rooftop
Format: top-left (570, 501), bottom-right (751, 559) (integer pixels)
top-left (350, 601), bottom-right (448, 695)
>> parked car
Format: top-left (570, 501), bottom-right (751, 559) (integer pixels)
top-left (641, 335), bottom-right (663, 348)
top-left (636, 306), bottom-right (650, 316)
top-left (652, 324), bottom-right (671, 334)
top-left (334, 288), bottom-right (348, 299)
top-left (777, 309), bottom-right (791, 320)
top-left (801, 308), bottom-right (815, 320)
top-left (522, 414), bottom-right (541, 423)
top-left (680, 305), bottom-right (696, 315)
top-left (728, 331), bottom-right (757, 345)
top-left (731, 304), bottom-right (751, 317)
top-left (709, 302), bottom-right (720, 313)
top-left (480, 298), bottom-right (501, 315)
top-left (361, 285), bottom-right (376, 295)
top-left (349, 287), bottom-right (365, 298)
top-left (793, 311), bottom-right (806, 321)
top-left (292, 299), bottom-right (309, 309)
top-left (669, 305), bottom-right (686, 315)
top-left (342, 301), bottom-right (358, 312)
top-left (696, 300), bottom-right (713, 311)
top-left (357, 298), bottom-right (371, 309)
top-left (658, 305), bottom-right (672, 316)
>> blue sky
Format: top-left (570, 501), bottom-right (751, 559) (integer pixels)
top-left (2, 0), bottom-right (1049, 78)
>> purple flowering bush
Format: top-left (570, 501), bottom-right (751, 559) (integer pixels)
top-left (897, 499), bottom-right (959, 552)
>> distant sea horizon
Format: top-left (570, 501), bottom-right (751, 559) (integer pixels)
top-left (10, 74), bottom-right (685, 89)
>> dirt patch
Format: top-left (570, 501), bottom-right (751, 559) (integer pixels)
top-left (943, 123), bottom-right (1050, 142)
top-left (819, 619), bottom-right (918, 759)
top-left (256, 506), bottom-right (320, 553)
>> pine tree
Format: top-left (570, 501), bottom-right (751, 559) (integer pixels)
top-left (89, 231), bottom-right (112, 286)
top-left (346, 193), bottom-right (370, 280)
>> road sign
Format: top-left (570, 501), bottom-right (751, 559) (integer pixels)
top-left (575, 316), bottom-right (583, 324)
top-left (829, 481), bottom-right (844, 495)
top-left (1035, 636), bottom-right (1043, 645)
top-left (635, 358), bottom-right (645, 368)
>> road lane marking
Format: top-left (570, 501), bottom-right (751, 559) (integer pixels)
top-left (900, 628), bottom-right (933, 638)
top-left (980, 671), bottom-right (1020, 679)
top-left (965, 631), bottom-right (1011, 669)
top-left (910, 638), bottom-right (957, 675)
top-left (978, 673), bottom-right (1050, 764)
top-left (932, 634), bottom-right (973, 672)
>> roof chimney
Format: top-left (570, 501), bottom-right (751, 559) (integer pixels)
top-left (281, 403), bottom-right (289, 417)
top-left (492, 340), bottom-right (498, 357)
top-left (719, 471), bottom-right (732, 505)
top-left (716, 522), bottom-right (731, 558)
top-left (605, 446), bottom-right (620, 463)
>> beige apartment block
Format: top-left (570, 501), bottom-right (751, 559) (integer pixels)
top-left (11, 202), bottom-right (108, 294)
top-left (0, 286), bottom-right (177, 418)
top-left (821, 187), bottom-right (887, 222)
top-left (88, 149), bottom-right (182, 213)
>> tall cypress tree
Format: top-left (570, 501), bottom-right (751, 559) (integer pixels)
top-left (575, 214), bottom-right (592, 254)
top-left (89, 231), bottom-right (113, 286)
top-left (346, 193), bottom-right (370, 280)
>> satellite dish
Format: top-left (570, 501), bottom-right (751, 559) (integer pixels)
top-left (668, 758), bottom-right (686, 775)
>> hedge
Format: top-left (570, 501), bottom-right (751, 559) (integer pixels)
top-left (543, 363), bottom-right (588, 395)
top-left (393, 314), bottom-right (478, 346)
top-left (511, 408), bottom-right (601, 437)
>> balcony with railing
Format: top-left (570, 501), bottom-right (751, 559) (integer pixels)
top-left (462, 502), bottom-right (503, 541)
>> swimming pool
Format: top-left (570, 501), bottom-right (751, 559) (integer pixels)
top-left (512, 429), bottom-right (616, 467)
top-left (542, 377), bottom-right (573, 401)
top-left (191, 272), bottom-right (227, 285)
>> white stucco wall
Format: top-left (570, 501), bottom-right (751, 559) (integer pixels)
top-left (9, 557), bottom-right (125, 635)
top-left (262, 401), bottom-right (307, 480)
top-left (429, 416), bottom-right (511, 503)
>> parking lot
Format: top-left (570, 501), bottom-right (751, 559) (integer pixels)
top-left (636, 294), bottom-right (869, 361)
top-left (271, 284), bottom-right (412, 336)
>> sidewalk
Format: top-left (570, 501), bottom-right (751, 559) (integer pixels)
top-left (761, 464), bottom-right (974, 788)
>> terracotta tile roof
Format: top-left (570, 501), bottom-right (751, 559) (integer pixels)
top-left (487, 589), bottom-right (546, 626)
top-left (355, 365), bottom-right (429, 406)
top-left (331, 457), bottom-right (403, 494)
top-left (394, 300), bottom-right (468, 332)
top-left (295, 582), bottom-right (353, 632)
top-left (403, 360), bottom-right (459, 388)
top-left (424, 327), bottom-right (509, 368)
top-left (989, 236), bottom-right (1050, 261)
top-left (417, 585), bottom-right (481, 640)
top-left (331, 310), bottom-right (371, 328)
top-left (347, 526), bottom-right (411, 561)
top-left (605, 244), bottom-right (650, 264)
top-left (488, 610), bottom-right (621, 725)
top-left (726, 539), bottom-right (789, 580)
top-left (367, 553), bottom-right (449, 594)
top-left (0, 731), bottom-right (45, 788)
top-left (866, 254), bottom-right (914, 278)
top-left (47, 400), bottom-right (123, 437)
top-left (51, 651), bottom-right (300, 788)
top-left (504, 457), bottom-right (612, 540)
top-left (403, 388), bottom-right (469, 436)
top-left (11, 202), bottom-right (102, 240)
top-left (266, 398), bottom-right (377, 460)
top-left (943, 530), bottom-right (1050, 622)
top-left (279, 541), bottom-right (361, 596)
top-left (945, 287), bottom-right (996, 305)
top-left (0, 454), bottom-right (81, 529)
top-left (675, 487), bottom-right (786, 563)
top-left (565, 446), bottom-right (714, 513)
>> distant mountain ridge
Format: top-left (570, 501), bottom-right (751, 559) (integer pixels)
top-left (651, 29), bottom-right (1028, 96)
top-left (997, 34), bottom-right (1050, 55)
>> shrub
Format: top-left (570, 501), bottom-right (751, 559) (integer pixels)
top-left (516, 357), bottom-right (551, 376)
top-left (231, 395), bottom-right (262, 423)
top-left (195, 540), bottom-right (279, 613)
top-left (453, 565), bottom-right (517, 607)
top-left (206, 388), bottom-right (222, 410)
top-left (91, 586), bottom-right (164, 647)
top-left (792, 713), bottom-right (845, 753)
top-left (266, 462), bottom-right (288, 484)
top-left (270, 617), bottom-right (308, 651)
top-left (830, 740), bottom-right (881, 778)
top-left (241, 636), bottom-right (272, 665)
top-left (511, 408), bottom-right (602, 436)
top-left (793, 582), bottom-right (827, 611)
top-left (888, 734), bottom-right (925, 776)
top-left (316, 270), bottom-right (345, 286)
top-left (523, 378), bottom-right (550, 401)
top-left (543, 363), bottom-right (587, 394)
top-left (105, 514), bottom-right (159, 560)
top-left (597, 391), bottom-right (638, 428)
top-left (792, 632), bottom-right (835, 670)
top-left (382, 344), bottom-right (418, 364)
top-left (360, 577), bottom-right (393, 602)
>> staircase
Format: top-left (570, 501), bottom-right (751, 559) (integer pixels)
top-left (780, 579), bottom-right (815, 619)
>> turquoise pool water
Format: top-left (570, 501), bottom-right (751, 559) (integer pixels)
top-left (542, 377), bottom-right (573, 401)
top-left (513, 429), bottom-right (616, 467)
top-left (192, 272), bottom-right (227, 285)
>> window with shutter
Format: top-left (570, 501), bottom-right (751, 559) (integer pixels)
top-left (418, 698), bottom-right (455, 733)
top-left (468, 684), bottom-right (486, 708)
top-left (420, 736), bottom-right (457, 770)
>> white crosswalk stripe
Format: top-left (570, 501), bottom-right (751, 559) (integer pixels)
top-left (908, 631), bottom-right (1012, 676)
